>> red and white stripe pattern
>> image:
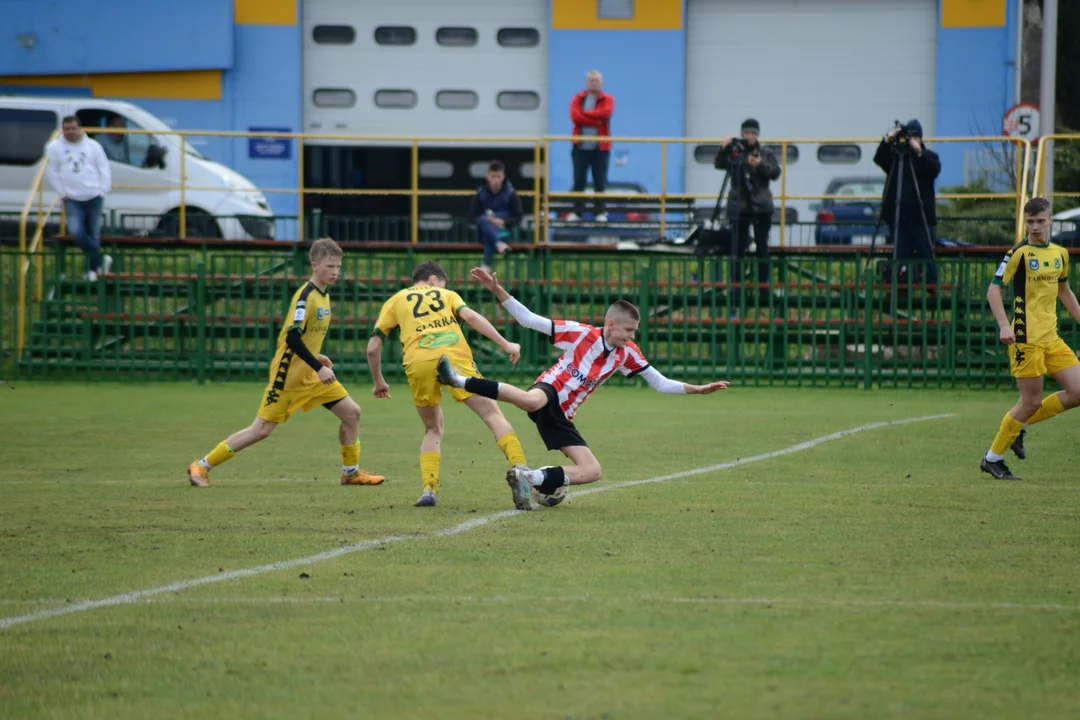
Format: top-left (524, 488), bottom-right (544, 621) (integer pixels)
top-left (536, 320), bottom-right (649, 420)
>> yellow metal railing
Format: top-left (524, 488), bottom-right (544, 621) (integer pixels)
top-left (79, 128), bottom-right (545, 244)
top-left (1033, 133), bottom-right (1080, 206)
top-left (543, 135), bottom-right (1032, 248)
top-left (51, 129), bottom-right (1033, 247)
top-left (16, 130), bottom-right (63, 358)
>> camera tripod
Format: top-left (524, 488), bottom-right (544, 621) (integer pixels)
top-left (691, 146), bottom-right (759, 312)
top-left (866, 141), bottom-right (938, 314)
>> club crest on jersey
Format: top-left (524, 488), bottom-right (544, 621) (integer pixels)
top-left (1028, 257), bottom-right (1040, 271)
top-left (1055, 257), bottom-right (1062, 269)
top-left (317, 307), bottom-right (330, 320)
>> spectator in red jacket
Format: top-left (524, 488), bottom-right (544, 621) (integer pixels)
top-left (568, 70), bottom-right (614, 222)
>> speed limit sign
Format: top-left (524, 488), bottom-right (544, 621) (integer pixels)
top-left (1003, 103), bottom-right (1040, 142)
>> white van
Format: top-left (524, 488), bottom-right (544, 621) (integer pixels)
top-left (0, 96), bottom-right (275, 240)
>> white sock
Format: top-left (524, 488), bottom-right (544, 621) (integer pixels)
top-left (985, 450), bottom-right (1005, 462)
top-left (342, 464), bottom-right (358, 476)
top-left (198, 458), bottom-right (213, 470)
top-left (528, 468), bottom-right (547, 487)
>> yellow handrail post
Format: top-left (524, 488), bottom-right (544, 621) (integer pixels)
top-left (410, 140), bottom-right (419, 244)
top-left (179, 131), bottom-right (187, 239)
top-left (35, 178), bottom-right (43, 301)
top-left (297, 139), bottom-right (306, 242)
top-left (779, 141), bottom-right (788, 247)
top-left (543, 137), bottom-right (551, 245)
top-left (659, 141), bottom-right (667, 240)
top-left (532, 139), bottom-right (541, 245)
top-left (1032, 136), bottom-right (1046, 199)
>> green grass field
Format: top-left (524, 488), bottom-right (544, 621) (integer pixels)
top-left (1, 383), bottom-right (1078, 719)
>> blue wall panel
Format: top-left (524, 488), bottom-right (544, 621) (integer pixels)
top-left (933, 0), bottom-right (1017, 187)
top-left (0, 0), bottom-right (234, 75)
top-left (548, 29), bottom-right (686, 197)
top-left (221, 25), bottom-right (302, 218)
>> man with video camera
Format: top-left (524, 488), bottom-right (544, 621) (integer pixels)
top-left (872, 119), bottom-right (941, 283)
top-left (714, 118), bottom-right (781, 289)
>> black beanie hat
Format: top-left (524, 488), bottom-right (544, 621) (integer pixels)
top-left (741, 118), bottom-right (760, 133)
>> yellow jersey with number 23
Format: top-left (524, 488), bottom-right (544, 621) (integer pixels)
top-left (374, 285), bottom-right (472, 366)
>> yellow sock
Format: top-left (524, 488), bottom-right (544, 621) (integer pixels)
top-left (341, 441), bottom-right (360, 474)
top-left (1027, 393), bottom-right (1066, 426)
top-left (421, 452), bottom-right (441, 494)
top-left (204, 441), bottom-right (235, 468)
top-left (496, 432), bottom-right (527, 467)
top-left (989, 413), bottom-right (1026, 456)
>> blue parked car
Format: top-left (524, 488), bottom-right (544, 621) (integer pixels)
top-left (812, 176), bottom-right (886, 245)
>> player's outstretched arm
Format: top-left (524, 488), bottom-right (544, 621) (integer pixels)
top-left (366, 335), bottom-right (391, 399)
top-left (470, 267), bottom-right (553, 335)
top-left (458, 307), bottom-right (521, 364)
top-left (637, 366), bottom-right (729, 395)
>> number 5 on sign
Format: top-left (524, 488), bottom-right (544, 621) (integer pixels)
top-left (1003, 103), bottom-right (1041, 143)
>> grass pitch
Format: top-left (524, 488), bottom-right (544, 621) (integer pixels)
top-left (1, 382), bottom-right (1078, 719)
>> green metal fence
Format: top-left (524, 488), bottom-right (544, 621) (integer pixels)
top-left (4, 244), bottom-right (1077, 389)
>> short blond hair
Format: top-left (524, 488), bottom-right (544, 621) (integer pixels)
top-left (606, 299), bottom-right (640, 323)
top-left (310, 237), bottom-right (343, 264)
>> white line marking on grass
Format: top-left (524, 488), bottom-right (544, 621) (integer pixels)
top-left (0, 414), bottom-right (952, 630)
top-left (9, 593), bottom-right (1075, 614)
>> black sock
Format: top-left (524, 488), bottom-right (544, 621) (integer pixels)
top-left (464, 377), bottom-right (500, 400)
top-left (537, 466), bottom-right (567, 494)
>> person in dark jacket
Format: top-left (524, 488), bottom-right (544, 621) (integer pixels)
top-left (468, 160), bottom-right (524, 270)
top-left (872, 119), bottom-right (941, 283)
top-left (715, 118), bottom-right (781, 289)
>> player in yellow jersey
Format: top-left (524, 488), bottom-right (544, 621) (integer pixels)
top-left (187, 238), bottom-right (385, 487)
top-left (366, 261), bottom-right (529, 506)
top-left (981, 197), bottom-right (1080, 480)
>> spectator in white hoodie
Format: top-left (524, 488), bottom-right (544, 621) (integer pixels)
top-left (46, 116), bottom-right (112, 280)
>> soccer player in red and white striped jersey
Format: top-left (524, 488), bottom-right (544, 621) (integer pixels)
top-left (437, 267), bottom-right (729, 510)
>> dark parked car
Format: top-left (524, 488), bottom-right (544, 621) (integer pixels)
top-left (812, 176), bottom-right (885, 245)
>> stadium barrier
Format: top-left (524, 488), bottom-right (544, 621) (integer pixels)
top-left (6, 239), bottom-right (1076, 389)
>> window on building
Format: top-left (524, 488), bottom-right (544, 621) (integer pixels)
top-left (436, 27), bottom-right (478, 47)
top-left (817, 144), bottom-right (862, 164)
top-left (313, 88), bottom-right (357, 108)
top-left (497, 28), bottom-right (541, 47)
top-left (0, 108), bottom-right (57, 166)
top-left (436, 90), bottom-right (479, 110)
top-left (497, 91), bottom-right (540, 111)
top-left (419, 160), bottom-right (454, 179)
top-left (374, 89), bottom-right (418, 109)
top-left (374, 26), bottom-right (417, 46)
top-left (313, 25), bottom-right (356, 45)
top-left (520, 161), bottom-right (538, 180)
top-left (598, 0), bottom-right (634, 19)
top-left (469, 161), bottom-right (489, 179)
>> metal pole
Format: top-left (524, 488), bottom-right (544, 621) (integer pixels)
top-left (779, 141), bottom-right (788, 247)
top-left (1039, 0), bottom-right (1057, 198)
top-left (410, 141), bottom-right (419, 244)
top-left (179, 131), bottom-right (187, 239)
top-left (533, 139), bottom-right (541, 245)
top-left (659, 141), bottom-right (667, 240)
top-left (298, 139), bottom-right (306, 242)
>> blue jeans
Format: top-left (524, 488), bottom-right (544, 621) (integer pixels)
top-left (477, 217), bottom-right (509, 266)
top-left (64, 196), bottom-right (104, 273)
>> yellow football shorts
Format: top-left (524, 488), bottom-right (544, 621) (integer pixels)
top-left (257, 380), bottom-right (349, 423)
top-left (1009, 337), bottom-right (1080, 379)
top-left (407, 354), bottom-right (479, 407)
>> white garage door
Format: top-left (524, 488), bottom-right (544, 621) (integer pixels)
top-left (685, 0), bottom-right (937, 245)
top-left (302, 0), bottom-right (547, 143)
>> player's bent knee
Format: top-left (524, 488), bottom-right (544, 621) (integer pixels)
top-left (584, 463), bottom-right (603, 483)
